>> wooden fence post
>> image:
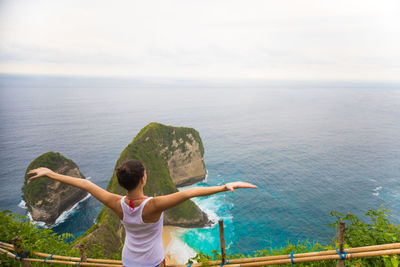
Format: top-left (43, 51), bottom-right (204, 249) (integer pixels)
top-left (337, 221), bottom-right (346, 267)
top-left (219, 219), bottom-right (227, 265)
top-left (79, 244), bottom-right (87, 262)
top-left (11, 236), bottom-right (32, 267)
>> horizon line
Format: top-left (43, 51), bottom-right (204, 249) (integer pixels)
top-left (1, 72), bottom-right (400, 87)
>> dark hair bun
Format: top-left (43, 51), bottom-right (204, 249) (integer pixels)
top-left (115, 159), bottom-right (145, 191)
top-left (116, 165), bottom-right (130, 176)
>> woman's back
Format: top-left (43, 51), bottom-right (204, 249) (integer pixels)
top-left (120, 196), bottom-right (164, 267)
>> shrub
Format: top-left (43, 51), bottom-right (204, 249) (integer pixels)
top-left (189, 206), bottom-right (400, 266)
top-left (0, 210), bottom-right (104, 266)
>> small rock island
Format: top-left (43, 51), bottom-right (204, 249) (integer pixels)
top-left (74, 122), bottom-right (209, 256)
top-left (22, 152), bottom-right (88, 225)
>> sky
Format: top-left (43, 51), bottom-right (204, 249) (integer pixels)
top-left (0, 0), bottom-right (399, 81)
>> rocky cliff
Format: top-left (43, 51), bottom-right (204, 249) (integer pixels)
top-left (166, 132), bottom-right (207, 187)
top-left (74, 122), bottom-right (209, 256)
top-left (22, 152), bottom-right (88, 225)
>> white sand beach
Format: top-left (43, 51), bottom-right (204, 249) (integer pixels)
top-left (162, 226), bottom-right (197, 265)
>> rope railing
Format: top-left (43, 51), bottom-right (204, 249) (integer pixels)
top-left (2, 240), bottom-right (400, 266)
top-left (172, 243), bottom-right (400, 267)
top-left (0, 242), bottom-right (122, 266)
top-left (190, 248), bottom-right (400, 267)
top-left (2, 241), bottom-right (400, 266)
top-left (1, 220), bottom-right (400, 266)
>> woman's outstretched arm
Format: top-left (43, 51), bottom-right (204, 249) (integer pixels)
top-left (27, 168), bottom-right (123, 219)
top-left (143, 182), bottom-right (257, 222)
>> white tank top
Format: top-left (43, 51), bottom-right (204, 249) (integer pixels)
top-left (120, 196), bottom-right (164, 267)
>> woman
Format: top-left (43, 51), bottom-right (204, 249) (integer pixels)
top-left (28, 159), bottom-right (257, 267)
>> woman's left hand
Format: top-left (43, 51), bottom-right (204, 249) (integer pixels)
top-left (225, 181), bottom-right (258, 192)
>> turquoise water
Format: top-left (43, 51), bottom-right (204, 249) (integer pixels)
top-left (1, 75), bottom-right (400, 254)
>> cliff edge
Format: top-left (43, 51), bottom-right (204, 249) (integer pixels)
top-left (22, 152), bottom-right (88, 225)
top-left (74, 122), bottom-right (209, 256)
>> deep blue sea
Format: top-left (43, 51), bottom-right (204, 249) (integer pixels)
top-left (1, 75), bottom-right (400, 255)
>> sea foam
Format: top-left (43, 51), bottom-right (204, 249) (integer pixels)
top-left (177, 180), bottom-right (231, 227)
top-left (373, 186), bottom-right (383, 197)
top-left (203, 170), bottom-right (208, 183)
top-left (192, 194), bottom-right (230, 227)
top-left (18, 199), bottom-right (27, 209)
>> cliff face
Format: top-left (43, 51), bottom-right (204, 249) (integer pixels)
top-left (22, 152), bottom-right (88, 225)
top-left (75, 123), bottom-right (209, 257)
top-left (166, 133), bottom-right (207, 187)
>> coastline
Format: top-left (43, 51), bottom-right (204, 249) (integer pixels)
top-left (162, 226), bottom-right (197, 265)
top-left (21, 193), bottom-right (92, 228)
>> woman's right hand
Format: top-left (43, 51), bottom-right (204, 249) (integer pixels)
top-left (27, 167), bottom-right (55, 183)
top-left (225, 181), bottom-right (258, 192)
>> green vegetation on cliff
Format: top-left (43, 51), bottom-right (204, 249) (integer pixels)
top-left (0, 210), bottom-right (118, 266)
top-left (75, 122), bottom-right (208, 256)
top-left (22, 152), bottom-right (82, 208)
top-left (107, 122), bottom-right (205, 221)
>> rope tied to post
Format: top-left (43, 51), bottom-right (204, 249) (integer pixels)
top-left (44, 254), bottom-right (53, 262)
top-left (336, 249), bottom-right (348, 260)
top-left (220, 259), bottom-right (229, 266)
top-left (14, 249), bottom-right (29, 260)
top-left (290, 252), bottom-right (295, 264)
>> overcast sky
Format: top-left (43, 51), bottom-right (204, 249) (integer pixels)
top-left (0, 0), bottom-right (399, 81)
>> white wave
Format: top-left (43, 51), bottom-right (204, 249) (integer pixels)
top-left (372, 186), bottom-right (383, 197)
top-left (18, 199), bottom-right (27, 209)
top-left (176, 176), bottom-right (232, 226)
top-left (201, 208), bottom-right (219, 227)
top-left (194, 194), bottom-right (234, 227)
top-left (196, 200), bottom-right (220, 226)
top-left (226, 241), bottom-right (233, 250)
top-left (374, 186), bottom-right (383, 191)
top-left (26, 213), bottom-right (47, 227)
top-left (166, 228), bottom-right (197, 264)
top-left (203, 170), bottom-right (208, 183)
top-left (52, 193), bottom-right (92, 227)
top-left (86, 176), bottom-right (92, 180)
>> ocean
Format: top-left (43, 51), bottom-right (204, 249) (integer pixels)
top-left (1, 75), bottom-right (400, 255)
